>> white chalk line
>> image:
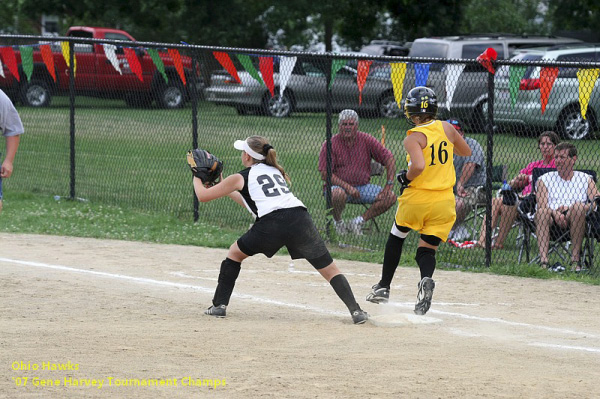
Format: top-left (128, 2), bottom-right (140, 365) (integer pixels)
top-left (0, 257), bottom-right (345, 318)
top-left (2, 257), bottom-right (600, 353)
top-left (529, 342), bottom-right (600, 353)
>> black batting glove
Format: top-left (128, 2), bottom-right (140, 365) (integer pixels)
top-left (397, 170), bottom-right (411, 186)
top-left (396, 170), bottom-right (411, 195)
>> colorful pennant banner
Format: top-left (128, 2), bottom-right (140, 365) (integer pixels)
top-left (0, 46), bottom-right (19, 81)
top-left (577, 68), bottom-right (600, 119)
top-left (279, 56), bottom-right (297, 98)
top-left (19, 46), bottom-right (33, 82)
top-left (40, 44), bottom-right (56, 81)
top-left (213, 52), bottom-right (241, 84)
top-left (540, 67), bottom-right (559, 114)
top-left (356, 60), bottom-right (372, 105)
top-left (414, 63), bottom-right (431, 87)
top-left (236, 54), bottom-right (263, 86)
top-left (390, 62), bottom-right (407, 110)
top-left (123, 48), bottom-right (143, 81)
top-left (259, 57), bottom-right (274, 97)
top-left (168, 49), bottom-right (186, 86)
top-left (508, 65), bottom-right (526, 107)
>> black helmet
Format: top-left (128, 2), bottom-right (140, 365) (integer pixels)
top-left (404, 86), bottom-right (438, 125)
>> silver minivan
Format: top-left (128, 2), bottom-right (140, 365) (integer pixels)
top-left (493, 45), bottom-right (600, 139)
top-left (407, 35), bottom-right (581, 131)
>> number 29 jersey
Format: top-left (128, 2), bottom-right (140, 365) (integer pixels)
top-left (406, 120), bottom-right (456, 192)
top-left (238, 163), bottom-right (305, 219)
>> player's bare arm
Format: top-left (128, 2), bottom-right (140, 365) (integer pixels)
top-left (403, 133), bottom-right (426, 181)
top-left (194, 173), bottom-right (244, 202)
top-left (442, 121), bottom-right (471, 157)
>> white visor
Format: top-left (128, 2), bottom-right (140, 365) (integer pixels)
top-left (234, 139), bottom-right (265, 160)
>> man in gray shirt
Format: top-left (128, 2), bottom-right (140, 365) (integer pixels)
top-left (1, 89), bottom-right (24, 213)
top-left (447, 118), bottom-right (485, 240)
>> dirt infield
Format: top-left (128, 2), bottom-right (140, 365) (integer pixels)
top-left (1, 232), bottom-right (599, 398)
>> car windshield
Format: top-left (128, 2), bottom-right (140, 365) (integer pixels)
top-left (409, 42), bottom-right (448, 58)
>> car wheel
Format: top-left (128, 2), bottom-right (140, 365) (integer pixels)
top-left (19, 80), bottom-right (51, 107)
top-left (378, 93), bottom-right (400, 118)
top-left (557, 107), bottom-right (592, 140)
top-left (157, 82), bottom-right (185, 109)
top-left (263, 92), bottom-right (292, 117)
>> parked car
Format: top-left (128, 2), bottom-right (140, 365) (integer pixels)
top-left (406, 34), bottom-right (582, 131)
top-left (360, 40), bottom-right (411, 57)
top-left (0, 26), bottom-right (201, 108)
top-left (204, 56), bottom-right (399, 118)
top-left (492, 44), bottom-right (600, 140)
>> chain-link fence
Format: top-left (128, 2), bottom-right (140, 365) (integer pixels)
top-left (2, 34), bottom-right (599, 275)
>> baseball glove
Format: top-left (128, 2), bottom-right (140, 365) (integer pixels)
top-left (186, 148), bottom-right (223, 186)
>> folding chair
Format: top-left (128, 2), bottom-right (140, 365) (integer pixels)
top-left (517, 168), bottom-right (598, 267)
top-left (463, 164), bottom-right (507, 240)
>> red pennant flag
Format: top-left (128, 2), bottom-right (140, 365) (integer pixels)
top-left (357, 60), bottom-right (372, 104)
top-left (540, 67), bottom-right (559, 114)
top-left (168, 49), bottom-right (186, 86)
top-left (259, 57), bottom-right (274, 97)
top-left (40, 44), bottom-right (56, 82)
top-left (213, 52), bottom-right (240, 83)
top-left (123, 48), bottom-right (143, 81)
top-left (476, 47), bottom-right (498, 74)
top-left (0, 46), bottom-right (20, 81)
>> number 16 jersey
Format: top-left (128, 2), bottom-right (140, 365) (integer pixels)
top-left (406, 120), bottom-right (456, 192)
top-left (238, 163), bottom-right (305, 219)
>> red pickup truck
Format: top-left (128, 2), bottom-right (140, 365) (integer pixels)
top-left (0, 26), bottom-right (201, 108)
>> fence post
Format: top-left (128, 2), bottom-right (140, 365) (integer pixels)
top-left (191, 49), bottom-right (199, 222)
top-left (68, 40), bottom-right (76, 200)
top-left (484, 63), bottom-right (496, 267)
top-left (325, 56), bottom-right (334, 239)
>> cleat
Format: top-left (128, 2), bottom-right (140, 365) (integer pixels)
top-left (352, 309), bottom-right (369, 324)
top-left (204, 304), bottom-right (227, 318)
top-left (414, 277), bottom-right (435, 315)
top-left (366, 283), bottom-right (390, 304)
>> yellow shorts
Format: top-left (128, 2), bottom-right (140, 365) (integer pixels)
top-left (395, 188), bottom-right (456, 242)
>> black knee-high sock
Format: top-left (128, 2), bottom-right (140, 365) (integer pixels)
top-left (415, 247), bottom-right (436, 279)
top-left (212, 258), bottom-right (241, 306)
top-left (329, 274), bottom-right (360, 313)
top-left (379, 233), bottom-right (405, 288)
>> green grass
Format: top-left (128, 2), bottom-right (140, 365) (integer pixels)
top-left (2, 98), bottom-right (599, 284)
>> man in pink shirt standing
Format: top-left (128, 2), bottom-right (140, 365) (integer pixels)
top-left (477, 131), bottom-right (559, 248)
top-left (318, 109), bottom-right (396, 235)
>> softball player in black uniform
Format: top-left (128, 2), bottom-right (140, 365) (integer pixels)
top-left (193, 135), bottom-right (368, 324)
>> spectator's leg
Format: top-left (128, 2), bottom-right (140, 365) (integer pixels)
top-left (478, 197), bottom-right (502, 246)
top-left (495, 203), bottom-right (518, 248)
top-left (363, 189), bottom-right (396, 221)
top-left (536, 206), bottom-right (553, 265)
top-left (331, 187), bottom-right (348, 222)
top-left (567, 203), bottom-right (588, 263)
top-left (453, 197), bottom-right (467, 227)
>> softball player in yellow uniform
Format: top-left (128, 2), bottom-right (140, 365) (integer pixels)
top-left (367, 86), bottom-right (471, 315)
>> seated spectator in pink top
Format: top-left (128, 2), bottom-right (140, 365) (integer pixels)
top-left (477, 131), bottom-right (559, 249)
top-left (318, 109), bottom-right (396, 235)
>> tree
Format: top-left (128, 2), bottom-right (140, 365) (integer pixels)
top-left (462, 0), bottom-right (550, 35)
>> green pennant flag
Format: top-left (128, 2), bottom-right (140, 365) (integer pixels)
top-left (236, 54), bottom-right (263, 85)
top-left (19, 46), bottom-right (34, 82)
top-left (509, 65), bottom-right (526, 107)
top-left (147, 48), bottom-right (168, 83)
top-left (329, 59), bottom-right (347, 89)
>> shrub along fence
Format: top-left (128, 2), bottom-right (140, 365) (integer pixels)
top-left (1, 33), bottom-right (600, 275)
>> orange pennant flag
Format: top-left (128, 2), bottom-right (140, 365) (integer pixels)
top-left (168, 49), bottom-right (186, 86)
top-left (213, 52), bottom-right (240, 84)
top-left (39, 44), bottom-right (56, 81)
top-left (123, 48), bottom-right (143, 81)
top-left (259, 57), bottom-right (274, 97)
top-left (0, 46), bottom-right (20, 81)
top-left (540, 67), bottom-right (558, 114)
top-left (357, 60), bottom-right (372, 105)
